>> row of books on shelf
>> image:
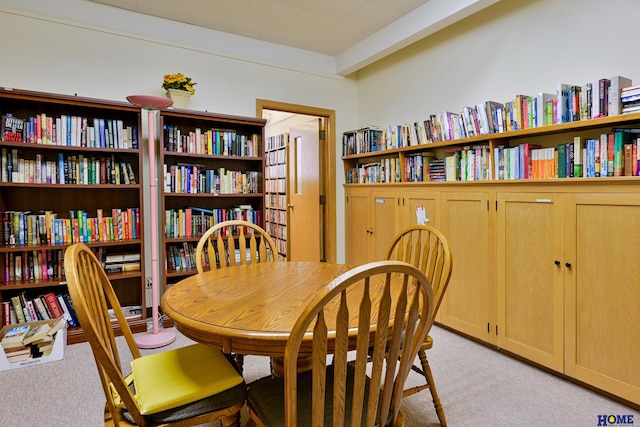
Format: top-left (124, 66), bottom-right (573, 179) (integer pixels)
top-left (1, 113), bottom-right (138, 149)
top-left (1, 148), bottom-right (136, 185)
top-left (265, 163), bottom-right (286, 179)
top-left (2, 247), bottom-right (141, 285)
top-left (265, 207), bottom-right (286, 225)
top-left (266, 148), bottom-right (286, 165)
top-left (1, 317), bottom-right (67, 362)
top-left (266, 194), bottom-right (287, 209)
top-left (342, 76), bottom-right (636, 155)
top-left (264, 221), bottom-right (287, 240)
top-left (2, 291), bottom-right (79, 329)
top-left (265, 133), bottom-right (288, 151)
top-left (2, 207), bottom-right (141, 247)
top-left (265, 177), bottom-right (286, 193)
top-left (167, 242), bottom-right (197, 271)
top-left (163, 164), bottom-right (261, 194)
top-left (3, 249), bottom-right (64, 284)
top-left (164, 205), bottom-right (261, 239)
top-left (346, 131), bottom-right (640, 183)
top-left (163, 125), bottom-right (259, 157)
top-left (167, 241), bottom-right (261, 272)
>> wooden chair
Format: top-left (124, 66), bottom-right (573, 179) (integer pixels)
top-left (195, 220), bottom-right (277, 273)
top-left (246, 260), bottom-right (435, 427)
top-left (385, 225), bottom-right (453, 426)
top-left (64, 243), bottom-right (247, 427)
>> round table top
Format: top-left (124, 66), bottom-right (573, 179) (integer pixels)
top-left (161, 261), bottom-right (353, 356)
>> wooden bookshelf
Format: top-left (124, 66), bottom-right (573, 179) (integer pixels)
top-left (343, 113), bottom-right (640, 407)
top-left (158, 108), bottom-right (266, 296)
top-left (264, 132), bottom-right (289, 260)
top-left (0, 88), bottom-right (148, 344)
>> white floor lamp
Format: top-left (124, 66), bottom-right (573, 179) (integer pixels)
top-left (127, 95), bottom-right (176, 348)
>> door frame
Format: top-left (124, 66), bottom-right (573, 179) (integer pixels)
top-left (257, 99), bottom-right (337, 263)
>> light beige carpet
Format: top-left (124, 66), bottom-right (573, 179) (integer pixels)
top-left (0, 325), bottom-right (636, 426)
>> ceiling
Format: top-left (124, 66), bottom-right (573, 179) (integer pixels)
top-left (87, 0), bottom-right (500, 75)
top-left (90, 0), bottom-right (428, 57)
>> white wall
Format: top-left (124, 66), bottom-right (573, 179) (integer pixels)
top-left (0, 2), bottom-right (357, 263)
top-left (4, 0), bottom-right (638, 266)
top-left (356, 0), bottom-right (640, 127)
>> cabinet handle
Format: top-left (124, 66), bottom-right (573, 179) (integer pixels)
top-left (287, 203), bottom-right (294, 208)
top-left (565, 262), bottom-right (572, 268)
top-left (554, 260), bottom-right (560, 266)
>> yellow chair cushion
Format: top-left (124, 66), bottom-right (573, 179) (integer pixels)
top-left (131, 344), bottom-right (244, 415)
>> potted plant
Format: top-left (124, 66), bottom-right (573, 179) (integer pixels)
top-left (162, 73), bottom-right (196, 108)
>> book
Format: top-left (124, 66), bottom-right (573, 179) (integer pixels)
top-left (33, 297), bottom-right (51, 320)
top-left (104, 252), bottom-right (140, 264)
top-left (10, 296), bottom-right (26, 324)
top-left (557, 144), bottom-right (566, 178)
top-left (535, 93), bottom-right (556, 127)
top-left (1, 114), bottom-right (25, 142)
top-left (608, 76), bottom-right (632, 116)
top-left (573, 136), bottom-right (583, 177)
top-left (5, 347), bottom-right (31, 362)
top-left (1, 324), bottom-right (30, 349)
top-left (62, 294), bottom-right (80, 328)
top-left (43, 292), bottom-right (64, 319)
top-left (56, 294), bottom-right (77, 328)
top-left (22, 323), bottom-right (50, 345)
top-left (104, 262), bottom-right (140, 273)
top-left (46, 316), bottom-right (67, 337)
top-left (556, 84), bottom-right (572, 123)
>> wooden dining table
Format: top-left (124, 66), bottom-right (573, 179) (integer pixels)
top-left (160, 261), bottom-right (356, 359)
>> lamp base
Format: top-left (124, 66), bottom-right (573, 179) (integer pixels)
top-left (135, 328), bottom-right (177, 349)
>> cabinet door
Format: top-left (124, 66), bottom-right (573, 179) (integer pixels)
top-left (565, 193), bottom-right (640, 404)
top-left (345, 188), bottom-right (370, 266)
top-left (369, 191), bottom-right (399, 262)
top-left (399, 190), bottom-right (440, 230)
top-left (439, 191), bottom-right (493, 343)
top-left (496, 192), bottom-right (564, 372)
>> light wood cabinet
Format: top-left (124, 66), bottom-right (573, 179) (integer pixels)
top-left (345, 187), bottom-right (443, 266)
top-left (343, 112), bottom-right (640, 405)
top-left (438, 191), bottom-right (494, 345)
top-left (564, 192), bottom-right (640, 404)
top-left (398, 189), bottom-right (440, 230)
top-left (496, 192), bottom-right (565, 371)
top-left (344, 187), bottom-right (398, 265)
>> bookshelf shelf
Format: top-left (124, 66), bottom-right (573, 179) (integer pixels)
top-left (0, 88), bottom-right (148, 343)
top-left (343, 113), bottom-right (640, 184)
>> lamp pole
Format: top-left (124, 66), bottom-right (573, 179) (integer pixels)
top-left (127, 95), bottom-right (176, 348)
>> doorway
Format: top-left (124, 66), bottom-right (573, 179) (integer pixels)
top-left (256, 100), bottom-right (336, 263)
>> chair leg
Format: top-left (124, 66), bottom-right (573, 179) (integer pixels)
top-left (418, 349), bottom-right (447, 427)
top-left (234, 353), bottom-right (245, 373)
top-left (221, 414), bottom-right (239, 427)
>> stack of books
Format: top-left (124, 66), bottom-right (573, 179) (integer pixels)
top-left (0, 317), bottom-right (66, 363)
top-left (103, 252), bottom-right (141, 273)
top-left (621, 85), bottom-right (640, 115)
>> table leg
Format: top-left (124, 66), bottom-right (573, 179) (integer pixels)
top-left (270, 356), bottom-right (313, 377)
